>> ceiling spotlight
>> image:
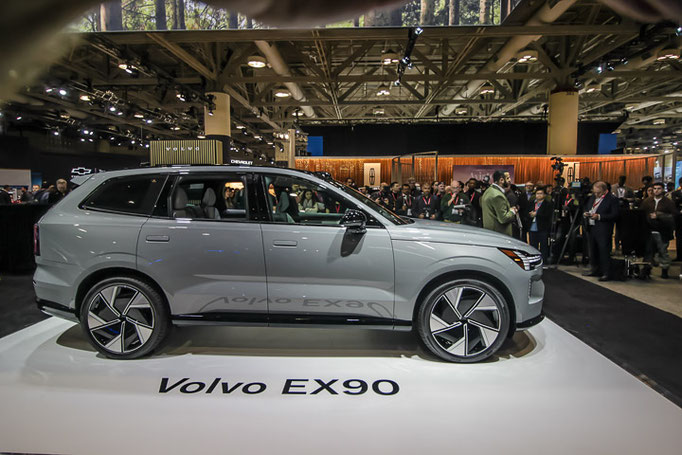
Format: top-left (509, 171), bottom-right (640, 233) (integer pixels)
top-left (274, 87), bottom-right (291, 98)
top-left (145, 119), bottom-right (153, 124)
top-left (52, 130), bottom-right (60, 136)
top-left (393, 80), bottom-right (401, 87)
top-left (236, 124), bottom-right (246, 129)
top-left (197, 134), bottom-right (206, 139)
top-left (171, 126), bottom-right (181, 131)
top-left (653, 118), bottom-right (665, 125)
top-left (480, 83), bottom-right (495, 95)
top-left (292, 110), bottom-right (303, 117)
top-left (373, 108), bottom-right (385, 116)
top-left (134, 113), bottom-right (145, 119)
top-left (118, 63), bottom-right (128, 70)
top-left (247, 55), bottom-right (267, 69)
top-left (657, 48), bottom-right (680, 61)
top-left (208, 109), bottom-right (214, 116)
top-left (414, 27), bottom-right (423, 35)
top-left (584, 84), bottom-right (601, 94)
top-left (400, 56), bottom-right (411, 66)
top-left (83, 129), bottom-right (89, 135)
top-left (45, 88), bottom-right (54, 93)
top-left (176, 91), bottom-right (187, 102)
top-left (16, 116), bottom-right (22, 120)
top-left (116, 111), bottom-right (124, 116)
top-left (381, 50), bottom-right (399, 65)
top-left (58, 89), bottom-right (68, 96)
top-left (595, 65), bottom-right (604, 74)
top-left (516, 49), bottom-right (538, 63)
top-left (455, 107), bottom-right (468, 115)
top-left (108, 106), bottom-right (117, 112)
top-left (376, 83), bottom-right (391, 97)
top-left (79, 94), bottom-right (91, 102)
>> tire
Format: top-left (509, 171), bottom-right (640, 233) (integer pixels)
top-left (79, 276), bottom-right (170, 359)
top-left (416, 278), bottom-right (510, 363)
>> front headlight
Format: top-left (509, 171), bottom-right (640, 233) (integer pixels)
top-left (499, 248), bottom-right (543, 271)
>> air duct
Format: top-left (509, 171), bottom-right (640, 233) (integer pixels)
top-left (440, 0), bottom-right (577, 116)
top-left (255, 41), bottom-right (315, 118)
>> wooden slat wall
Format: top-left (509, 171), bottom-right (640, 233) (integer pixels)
top-left (295, 155), bottom-right (656, 188)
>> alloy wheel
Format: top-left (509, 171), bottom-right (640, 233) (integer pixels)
top-left (429, 285), bottom-right (502, 358)
top-left (85, 284), bottom-right (156, 355)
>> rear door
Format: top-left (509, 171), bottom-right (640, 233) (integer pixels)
top-left (137, 171), bottom-right (268, 321)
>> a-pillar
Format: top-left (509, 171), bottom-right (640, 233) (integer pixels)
top-left (547, 90), bottom-right (579, 155)
top-left (204, 92), bottom-right (231, 138)
top-left (285, 128), bottom-right (296, 168)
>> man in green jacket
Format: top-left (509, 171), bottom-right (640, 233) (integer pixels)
top-left (481, 170), bottom-right (518, 236)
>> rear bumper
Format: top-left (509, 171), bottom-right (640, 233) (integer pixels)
top-left (516, 313), bottom-right (544, 330)
top-left (37, 298), bottom-right (78, 323)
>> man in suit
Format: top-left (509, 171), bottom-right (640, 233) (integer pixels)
top-left (528, 187), bottom-right (553, 262)
top-left (582, 181), bottom-right (620, 281)
top-left (481, 170), bottom-right (518, 236)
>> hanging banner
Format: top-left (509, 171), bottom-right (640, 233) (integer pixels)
top-left (452, 165), bottom-right (515, 184)
top-left (364, 163), bottom-right (380, 187)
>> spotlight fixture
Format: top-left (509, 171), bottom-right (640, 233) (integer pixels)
top-left (381, 50), bottom-right (399, 65)
top-left (516, 49), bottom-right (538, 63)
top-left (653, 118), bottom-right (665, 125)
top-left (292, 110), bottom-right (303, 117)
top-left (247, 55), bottom-right (267, 69)
top-left (197, 134), bottom-right (206, 139)
top-left (58, 89), bottom-right (68, 96)
top-left (16, 116), bottom-right (22, 120)
top-left (376, 83), bottom-right (391, 97)
top-left (584, 84), bottom-right (601, 94)
top-left (134, 113), bottom-right (145, 119)
top-left (657, 48), bottom-right (680, 61)
top-left (480, 83), bottom-right (495, 95)
top-left (116, 111), bottom-right (124, 116)
top-left (118, 63), bottom-right (128, 70)
top-left (236, 124), bottom-right (246, 129)
top-left (145, 119), bottom-right (153, 124)
top-left (373, 108), bottom-right (385, 116)
top-left (171, 126), bottom-right (181, 131)
top-left (176, 91), bottom-right (187, 102)
top-left (274, 87), bottom-right (291, 98)
top-left (52, 130), bottom-right (60, 136)
top-left (79, 94), bottom-right (91, 102)
top-left (108, 106), bottom-right (117, 112)
top-left (45, 88), bottom-right (54, 93)
top-left (455, 107), bottom-right (468, 115)
top-left (83, 129), bottom-right (89, 135)
top-left (414, 27), bottom-right (423, 36)
top-left (595, 65), bottom-right (604, 74)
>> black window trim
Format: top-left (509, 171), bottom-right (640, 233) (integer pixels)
top-left (256, 172), bottom-right (386, 229)
top-left (163, 171), bottom-right (256, 224)
top-left (78, 174), bottom-right (168, 218)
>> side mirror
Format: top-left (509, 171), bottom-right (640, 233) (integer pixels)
top-left (341, 209), bottom-right (367, 234)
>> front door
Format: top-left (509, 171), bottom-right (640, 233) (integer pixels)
top-left (258, 173), bottom-right (395, 326)
top-left (137, 172), bottom-right (268, 321)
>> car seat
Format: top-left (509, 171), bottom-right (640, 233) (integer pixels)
top-left (201, 188), bottom-right (220, 219)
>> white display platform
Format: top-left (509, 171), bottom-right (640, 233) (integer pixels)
top-left (1, 317), bottom-right (681, 455)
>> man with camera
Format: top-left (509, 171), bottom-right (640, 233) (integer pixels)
top-left (414, 182), bottom-right (439, 220)
top-left (582, 181), bottom-right (620, 281)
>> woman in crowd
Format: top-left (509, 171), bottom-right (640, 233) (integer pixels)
top-left (299, 189), bottom-right (319, 213)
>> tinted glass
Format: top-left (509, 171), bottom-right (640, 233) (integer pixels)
top-left (82, 175), bottom-right (165, 215)
top-left (171, 175), bottom-right (248, 221)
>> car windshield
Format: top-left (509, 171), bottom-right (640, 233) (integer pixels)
top-left (327, 180), bottom-right (412, 225)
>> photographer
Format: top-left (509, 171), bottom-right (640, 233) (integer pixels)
top-left (528, 187), bottom-right (553, 262)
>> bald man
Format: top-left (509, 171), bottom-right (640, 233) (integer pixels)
top-left (582, 181), bottom-right (620, 281)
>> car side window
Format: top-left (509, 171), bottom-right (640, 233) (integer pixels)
top-left (81, 175), bottom-right (166, 215)
top-left (171, 175), bottom-right (248, 221)
top-left (262, 174), bottom-right (376, 226)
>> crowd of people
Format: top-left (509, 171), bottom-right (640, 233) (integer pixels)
top-left (0, 179), bottom-right (70, 205)
top-left (351, 172), bottom-right (682, 281)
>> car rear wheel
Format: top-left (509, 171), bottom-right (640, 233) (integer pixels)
top-left (80, 277), bottom-right (170, 359)
top-left (417, 278), bottom-right (510, 363)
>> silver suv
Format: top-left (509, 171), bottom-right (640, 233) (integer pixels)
top-left (34, 166), bottom-right (544, 362)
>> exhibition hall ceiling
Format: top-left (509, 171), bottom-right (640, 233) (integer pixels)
top-left (6, 0), bottom-right (682, 149)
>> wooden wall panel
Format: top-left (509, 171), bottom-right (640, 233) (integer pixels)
top-left (296, 155), bottom-right (656, 188)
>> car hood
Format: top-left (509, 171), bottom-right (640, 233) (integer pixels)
top-left (388, 219), bottom-right (539, 253)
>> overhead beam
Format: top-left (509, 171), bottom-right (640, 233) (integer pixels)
top-left (221, 85), bottom-right (282, 130)
top-left (147, 33), bottom-right (215, 80)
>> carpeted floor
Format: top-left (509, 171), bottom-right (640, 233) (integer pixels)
top-left (543, 269), bottom-right (682, 407)
top-left (1, 271), bottom-right (681, 407)
top-left (0, 273), bottom-right (48, 339)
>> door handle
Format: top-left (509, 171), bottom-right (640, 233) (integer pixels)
top-left (146, 235), bottom-right (170, 243)
top-left (273, 240), bottom-right (297, 247)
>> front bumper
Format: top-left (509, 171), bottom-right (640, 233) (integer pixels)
top-left (516, 313), bottom-right (545, 330)
top-left (37, 298), bottom-right (78, 323)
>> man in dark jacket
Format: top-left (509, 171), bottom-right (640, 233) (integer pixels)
top-left (463, 178), bottom-right (482, 227)
top-left (0, 186), bottom-right (12, 205)
top-left (582, 181), bottom-right (620, 281)
top-left (670, 177), bottom-right (682, 262)
top-left (385, 182), bottom-right (404, 213)
top-left (527, 187), bottom-right (553, 262)
top-left (641, 182), bottom-right (677, 278)
top-left (414, 182), bottom-right (439, 220)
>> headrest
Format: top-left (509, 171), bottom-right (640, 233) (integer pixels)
top-left (202, 188), bottom-right (216, 206)
top-left (173, 187), bottom-right (188, 209)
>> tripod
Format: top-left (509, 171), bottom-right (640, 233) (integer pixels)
top-left (549, 206), bottom-right (584, 269)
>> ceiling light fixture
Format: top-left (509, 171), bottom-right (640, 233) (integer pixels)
top-left (79, 94), bottom-right (91, 102)
top-left (657, 48), bottom-right (680, 61)
top-left (134, 113), bottom-right (145, 119)
top-left (516, 49), bottom-right (538, 63)
top-left (58, 89), bottom-right (68, 96)
top-left (376, 83), bottom-right (390, 97)
top-left (653, 118), bottom-right (665, 125)
top-left (480, 83), bottom-right (495, 95)
top-left (274, 87), bottom-right (291, 98)
top-left (247, 55), bottom-right (267, 69)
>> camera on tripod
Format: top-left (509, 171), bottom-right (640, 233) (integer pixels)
top-left (550, 157), bottom-right (566, 183)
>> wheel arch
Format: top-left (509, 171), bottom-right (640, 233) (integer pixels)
top-left (411, 270), bottom-right (517, 335)
top-left (75, 267), bottom-right (169, 317)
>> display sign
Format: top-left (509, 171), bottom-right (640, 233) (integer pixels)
top-left (0, 168), bottom-right (31, 186)
top-left (150, 140), bottom-right (224, 165)
top-left (363, 163), bottom-right (380, 187)
top-left (452, 165), bottom-right (514, 184)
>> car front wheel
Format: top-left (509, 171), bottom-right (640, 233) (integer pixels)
top-left (417, 278), bottom-right (510, 363)
top-left (80, 277), bottom-right (170, 359)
